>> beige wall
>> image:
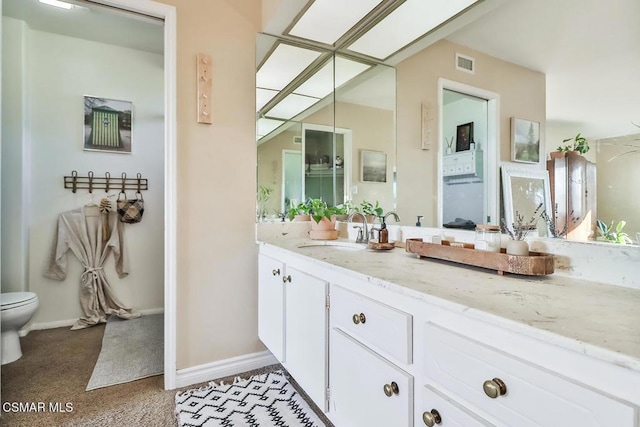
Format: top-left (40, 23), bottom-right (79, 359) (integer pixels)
top-left (596, 133), bottom-right (640, 237)
top-left (396, 39), bottom-right (545, 226)
top-left (159, 0), bottom-right (264, 369)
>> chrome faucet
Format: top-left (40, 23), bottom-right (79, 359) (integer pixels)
top-left (383, 211), bottom-right (401, 224)
top-left (347, 212), bottom-right (369, 244)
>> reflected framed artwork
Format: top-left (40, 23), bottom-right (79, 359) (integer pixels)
top-left (501, 166), bottom-right (552, 236)
top-left (511, 117), bottom-right (541, 163)
top-left (360, 150), bottom-right (387, 183)
top-left (83, 95), bottom-right (133, 154)
top-left (455, 122), bottom-right (473, 152)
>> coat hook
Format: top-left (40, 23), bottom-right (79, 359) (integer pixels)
top-left (137, 173), bottom-right (142, 193)
top-left (88, 171), bottom-right (94, 193)
top-left (121, 172), bottom-right (127, 193)
top-left (105, 172), bottom-right (111, 193)
top-left (71, 170), bottom-right (78, 193)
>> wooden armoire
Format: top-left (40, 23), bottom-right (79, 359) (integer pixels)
top-left (546, 154), bottom-right (597, 240)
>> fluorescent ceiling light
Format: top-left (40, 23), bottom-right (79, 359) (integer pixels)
top-left (289, 0), bottom-right (383, 45)
top-left (266, 94), bottom-right (320, 120)
top-left (256, 88), bottom-right (279, 112)
top-left (294, 57), bottom-right (371, 99)
top-left (256, 44), bottom-right (323, 91)
top-left (348, 0), bottom-right (478, 59)
top-left (257, 118), bottom-right (286, 138)
top-left (39, 0), bottom-right (75, 9)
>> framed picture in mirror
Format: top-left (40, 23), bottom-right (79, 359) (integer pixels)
top-left (501, 166), bottom-right (552, 236)
top-left (455, 122), bottom-right (473, 152)
top-left (511, 117), bottom-right (541, 163)
top-left (361, 150), bottom-right (387, 183)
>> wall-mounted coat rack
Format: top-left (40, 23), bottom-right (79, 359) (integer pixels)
top-left (64, 170), bottom-right (149, 194)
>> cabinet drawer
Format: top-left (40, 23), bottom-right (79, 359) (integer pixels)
top-left (331, 284), bottom-right (412, 364)
top-left (330, 328), bottom-right (413, 427)
top-left (423, 322), bottom-right (638, 427)
top-left (420, 385), bottom-right (494, 427)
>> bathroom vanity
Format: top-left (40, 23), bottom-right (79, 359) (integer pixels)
top-left (257, 231), bottom-right (640, 426)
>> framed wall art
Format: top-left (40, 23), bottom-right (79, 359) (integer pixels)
top-left (360, 150), bottom-right (387, 183)
top-left (455, 122), bottom-right (473, 152)
top-left (511, 117), bottom-right (541, 163)
top-left (83, 96), bottom-right (133, 154)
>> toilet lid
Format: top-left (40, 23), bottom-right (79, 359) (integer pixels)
top-left (1, 292), bottom-right (37, 310)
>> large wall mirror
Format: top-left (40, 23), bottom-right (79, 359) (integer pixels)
top-left (257, 0), bottom-right (639, 246)
top-left (256, 33), bottom-right (396, 220)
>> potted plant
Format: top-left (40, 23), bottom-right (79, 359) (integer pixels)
top-left (287, 201), bottom-right (311, 222)
top-left (308, 198), bottom-right (337, 231)
top-left (257, 185), bottom-right (273, 221)
top-left (356, 200), bottom-right (383, 224)
top-left (596, 219), bottom-right (632, 244)
top-left (500, 204), bottom-right (543, 255)
top-left (333, 200), bottom-right (354, 221)
top-left (562, 133), bottom-right (590, 155)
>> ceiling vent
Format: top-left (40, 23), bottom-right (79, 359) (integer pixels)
top-left (456, 53), bottom-right (475, 74)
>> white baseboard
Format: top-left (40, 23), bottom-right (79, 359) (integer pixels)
top-left (27, 307), bottom-right (165, 333)
top-left (175, 350), bottom-right (278, 389)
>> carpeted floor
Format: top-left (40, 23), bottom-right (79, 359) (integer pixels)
top-left (0, 324), bottom-right (333, 427)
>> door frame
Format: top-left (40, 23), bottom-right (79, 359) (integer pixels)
top-left (92, 0), bottom-right (178, 390)
top-left (300, 123), bottom-right (352, 205)
top-left (282, 149), bottom-right (303, 212)
top-left (437, 78), bottom-right (500, 227)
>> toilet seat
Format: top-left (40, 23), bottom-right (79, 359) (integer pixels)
top-left (1, 292), bottom-right (38, 311)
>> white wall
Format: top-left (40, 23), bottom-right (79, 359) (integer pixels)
top-left (6, 26), bottom-right (165, 325)
top-left (1, 17), bottom-right (29, 293)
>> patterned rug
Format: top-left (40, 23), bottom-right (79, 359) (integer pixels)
top-left (175, 370), bottom-right (326, 427)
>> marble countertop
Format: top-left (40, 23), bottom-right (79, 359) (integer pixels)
top-left (258, 233), bottom-right (640, 372)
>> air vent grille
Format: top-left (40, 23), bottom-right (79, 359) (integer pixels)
top-left (456, 53), bottom-right (475, 74)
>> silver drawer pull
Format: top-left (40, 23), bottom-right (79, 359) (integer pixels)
top-left (272, 268), bottom-right (280, 276)
top-left (352, 313), bottom-right (366, 325)
top-left (282, 275), bottom-right (291, 283)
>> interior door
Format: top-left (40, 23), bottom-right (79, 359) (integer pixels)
top-left (282, 150), bottom-right (302, 212)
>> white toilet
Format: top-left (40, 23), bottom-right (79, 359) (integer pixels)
top-left (1, 292), bottom-right (39, 365)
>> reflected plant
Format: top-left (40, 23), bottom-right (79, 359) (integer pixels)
top-left (540, 204), bottom-right (579, 238)
top-left (500, 203), bottom-right (543, 240)
top-left (596, 220), bottom-right (632, 244)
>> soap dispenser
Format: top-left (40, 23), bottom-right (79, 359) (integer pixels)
top-left (379, 221), bottom-right (389, 244)
top-left (416, 215), bottom-right (423, 227)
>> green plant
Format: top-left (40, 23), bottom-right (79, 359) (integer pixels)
top-left (308, 198), bottom-right (337, 224)
top-left (557, 133), bottom-right (589, 154)
top-left (287, 201), bottom-right (310, 221)
top-left (596, 219), bottom-right (632, 244)
top-left (356, 200), bottom-right (383, 218)
top-left (257, 185), bottom-right (273, 220)
top-left (333, 200), bottom-right (354, 216)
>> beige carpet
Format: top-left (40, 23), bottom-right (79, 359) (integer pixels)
top-left (86, 314), bottom-right (164, 390)
top-left (0, 326), bottom-right (333, 427)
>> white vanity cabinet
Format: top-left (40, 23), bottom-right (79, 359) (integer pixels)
top-left (257, 243), bottom-right (640, 427)
top-left (258, 254), bottom-right (285, 361)
top-left (283, 266), bottom-right (329, 411)
top-left (257, 253), bottom-right (329, 411)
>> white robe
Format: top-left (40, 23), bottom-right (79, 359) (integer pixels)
top-left (45, 204), bottom-right (140, 329)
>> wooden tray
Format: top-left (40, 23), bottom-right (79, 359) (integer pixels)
top-left (405, 238), bottom-right (554, 276)
top-left (368, 240), bottom-right (395, 251)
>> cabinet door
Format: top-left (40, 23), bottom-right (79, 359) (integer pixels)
top-left (258, 254), bottom-right (285, 362)
top-left (330, 328), bottom-right (413, 427)
top-left (284, 266), bottom-right (329, 412)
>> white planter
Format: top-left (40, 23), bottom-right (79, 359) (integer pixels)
top-left (506, 240), bottom-right (529, 256)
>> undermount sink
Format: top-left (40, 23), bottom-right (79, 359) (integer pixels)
top-left (297, 241), bottom-right (367, 251)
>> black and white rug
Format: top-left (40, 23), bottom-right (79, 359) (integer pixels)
top-left (175, 370), bottom-right (326, 427)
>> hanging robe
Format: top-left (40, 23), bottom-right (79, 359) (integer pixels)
top-left (45, 204), bottom-right (140, 330)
